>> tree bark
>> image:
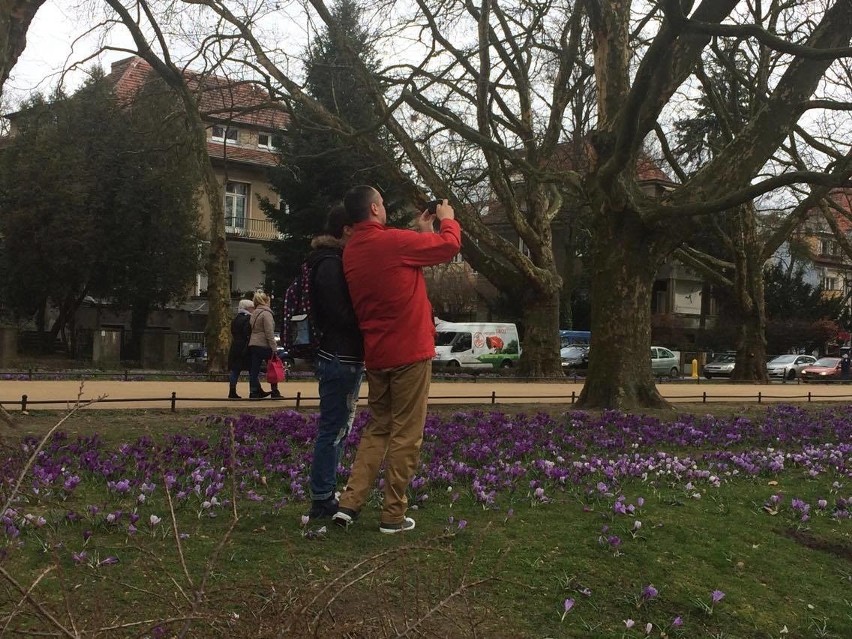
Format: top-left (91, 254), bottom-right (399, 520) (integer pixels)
top-left (517, 288), bottom-right (561, 377)
top-left (730, 206), bottom-right (768, 382)
top-left (577, 201), bottom-right (673, 409)
top-left (0, 0), bottom-right (45, 98)
top-left (199, 161), bottom-right (232, 372)
top-left (129, 297), bottom-right (151, 363)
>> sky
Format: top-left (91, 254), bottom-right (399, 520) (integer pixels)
top-left (5, 0), bottom-right (134, 107)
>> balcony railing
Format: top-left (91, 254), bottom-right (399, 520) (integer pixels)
top-left (224, 217), bottom-right (282, 241)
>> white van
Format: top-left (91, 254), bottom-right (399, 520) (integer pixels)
top-left (433, 321), bottom-right (521, 369)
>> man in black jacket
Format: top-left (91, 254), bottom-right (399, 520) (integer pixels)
top-left (306, 204), bottom-right (365, 519)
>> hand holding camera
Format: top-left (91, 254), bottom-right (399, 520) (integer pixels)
top-left (425, 198), bottom-right (455, 221)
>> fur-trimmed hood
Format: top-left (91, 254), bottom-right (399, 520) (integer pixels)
top-left (310, 234), bottom-right (346, 250)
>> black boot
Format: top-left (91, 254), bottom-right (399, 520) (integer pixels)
top-left (228, 386), bottom-right (241, 400)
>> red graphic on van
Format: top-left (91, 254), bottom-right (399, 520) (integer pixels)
top-left (485, 335), bottom-right (504, 351)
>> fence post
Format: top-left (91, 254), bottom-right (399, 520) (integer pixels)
top-left (571, 390), bottom-right (576, 404)
top-left (758, 391), bottom-right (762, 404)
top-left (124, 370), bottom-right (129, 381)
top-left (808, 391), bottom-right (812, 403)
top-left (21, 394), bottom-right (27, 412)
top-left (296, 391), bottom-right (301, 409)
top-left (702, 391), bottom-right (706, 403)
top-left (28, 368), bottom-right (33, 380)
top-left (170, 392), bottom-right (176, 412)
top-left (491, 390), bottom-right (496, 404)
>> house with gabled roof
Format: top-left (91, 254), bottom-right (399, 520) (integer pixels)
top-left (793, 188), bottom-right (852, 310)
top-left (106, 56), bottom-right (288, 298)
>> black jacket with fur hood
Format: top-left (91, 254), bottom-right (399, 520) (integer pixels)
top-left (307, 235), bottom-right (364, 363)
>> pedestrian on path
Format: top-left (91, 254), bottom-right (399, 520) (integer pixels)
top-left (227, 299), bottom-right (254, 399)
top-left (248, 291), bottom-right (281, 400)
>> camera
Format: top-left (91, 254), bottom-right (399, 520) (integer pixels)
top-left (426, 199), bottom-right (443, 215)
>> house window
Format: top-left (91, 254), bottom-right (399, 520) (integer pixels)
top-left (822, 276), bottom-right (838, 291)
top-left (225, 182), bottom-right (249, 229)
top-left (257, 133), bottom-right (279, 149)
top-left (212, 125), bottom-right (238, 143)
top-left (518, 237), bottom-right (531, 258)
top-left (821, 239), bottom-right (840, 256)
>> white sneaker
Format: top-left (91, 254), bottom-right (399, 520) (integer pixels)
top-left (379, 517), bottom-right (416, 534)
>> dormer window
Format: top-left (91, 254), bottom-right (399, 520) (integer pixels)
top-left (257, 133), bottom-right (280, 150)
top-left (212, 125), bottom-right (238, 143)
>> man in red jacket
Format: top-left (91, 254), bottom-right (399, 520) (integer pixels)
top-left (332, 185), bottom-right (461, 534)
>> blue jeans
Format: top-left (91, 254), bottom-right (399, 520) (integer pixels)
top-left (248, 346), bottom-right (278, 394)
top-left (310, 356), bottom-right (364, 501)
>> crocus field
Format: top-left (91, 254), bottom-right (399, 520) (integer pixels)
top-left (2, 404), bottom-right (851, 638)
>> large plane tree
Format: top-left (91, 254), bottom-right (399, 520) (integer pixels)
top-left (178, 0), bottom-right (852, 408)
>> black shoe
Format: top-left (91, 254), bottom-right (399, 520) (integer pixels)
top-left (307, 498), bottom-right (338, 520)
top-left (270, 390), bottom-right (282, 399)
top-left (332, 507), bottom-right (359, 528)
top-left (249, 390), bottom-right (270, 400)
top-left (228, 391), bottom-right (242, 400)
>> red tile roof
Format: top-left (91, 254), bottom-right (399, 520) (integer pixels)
top-left (826, 188), bottom-right (852, 233)
top-left (207, 141), bottom-right (279, 168)
top-left (541, 141), bottom-right (673, 183)
top-left (106, 56), bottom-right (288, 130)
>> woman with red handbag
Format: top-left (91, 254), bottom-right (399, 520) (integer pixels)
top-left (248, 291), bottom-right (281, 399)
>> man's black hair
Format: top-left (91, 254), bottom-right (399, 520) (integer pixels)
top-left (344, 185), bottom-right (378, 223)
top-left (325, 203), bottom-right (348, 239)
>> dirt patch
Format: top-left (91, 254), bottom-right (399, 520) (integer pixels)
top-left (781, 528), bottom-right (852, 562)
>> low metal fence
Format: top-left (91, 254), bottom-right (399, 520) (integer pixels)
top-left (5, 387), bottom-right (852, 413)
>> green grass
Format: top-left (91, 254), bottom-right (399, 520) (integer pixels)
top-left (2, 407), bottom-right (851, 638)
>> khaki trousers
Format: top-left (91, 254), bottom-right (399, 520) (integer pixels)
top-left (338, 359), bottom-right (431, 524)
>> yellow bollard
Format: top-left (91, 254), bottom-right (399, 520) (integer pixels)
top-left (691, 358), bottom-right (699, 379)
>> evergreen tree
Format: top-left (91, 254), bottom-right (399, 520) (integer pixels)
top-left (261, 0), bottom-right (408, 297)
top-left (0, 70), bottom-right (202, 356)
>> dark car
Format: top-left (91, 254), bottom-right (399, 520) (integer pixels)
top-left (184, 347), bottom-right (208, 371)
top-left (799, 357), bottom-right (842, 383)
top-left (561, 345), bottom-right (589, 372)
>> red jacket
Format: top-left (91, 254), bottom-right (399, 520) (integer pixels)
top-left (343, 218), bottom-right (462, 369)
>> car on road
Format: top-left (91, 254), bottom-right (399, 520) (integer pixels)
top-left (799, 357), bottom-right (842, 383)
top-left (766, 354), bottom-right (817, 380)
top-left (560, 345), bottom-right (589, 372)
top-left (703, 353), bottom-right (736, 379)
top-left (184, 347), bottom-right (208, 372)
top-left (651, 346), bottom-right (680, 378)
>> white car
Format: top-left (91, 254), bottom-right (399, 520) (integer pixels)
top-left (703, 353), bottom-right (736, 379)
top-left (766, 354), bottom-right (817, 380)
top-left (651, 346), bottom-right (680, 378)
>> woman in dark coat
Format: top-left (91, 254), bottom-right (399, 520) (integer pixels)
top-left (228, 299), bottom-right (254, 399)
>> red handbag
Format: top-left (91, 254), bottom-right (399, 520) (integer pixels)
top-left (266, 355), bottom-right (286, 384)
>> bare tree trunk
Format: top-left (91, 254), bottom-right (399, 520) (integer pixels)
top-left (730, 206), bottom-right (768, 382)
top-left (199, 161), bottom-right (231, 372)
top-left (577, 207), bottom-right (672, 410)
top-left (0, 0), bottom-right (45, 98)
top-left (518, 288), bottom-right (561, 377)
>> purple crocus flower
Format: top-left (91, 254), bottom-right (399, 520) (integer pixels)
top-left (97, 556), bottom-right (119, 566)
top-left (672, 616), bottom-right (683, 627)
top-left (711, 590), bottom-right (725, 604)
top-left (564, 598), bottom-right (574, 612)
top-left (642, 584), bottom-right (659, 600)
